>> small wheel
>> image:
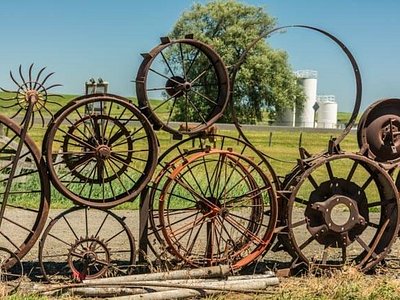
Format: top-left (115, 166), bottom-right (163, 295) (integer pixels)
top-left (357, 98), bottom-right (400, 163)
top-left (155, 148), bottom-right (277, 269)
top-left (136, 38), bottom-right (229, 135)
top-left (0, 247), bottom-right (24, 295)
top-left (281, 154), bottom-right (399, 272)
top-left (0, 114), bottom-right (50, 263)
top-left (44, 94), bottom-right (158, 208)
top-left (39, 206), bottom-right (136, 282)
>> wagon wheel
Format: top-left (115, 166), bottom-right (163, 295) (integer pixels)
top-left (136, 38), bottom-right (229, 136)
top-left (357, 98), bottom-right (400, 164)
top-left (145, 134), bottom-right (279, 264)
top-left (39, 206), bottom-right (135, 282)
top-left (0, 247), bottom-right (24, 295)
top-left (155, 148), bottom-right (277, 269)
top-left (0, 114), bottom-right (50, 265)
top-left (44, 94), bottom-right (158, 208)
top-left (280, 154), bottom-right (399, 272)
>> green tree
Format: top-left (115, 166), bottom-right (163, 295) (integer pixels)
top-left (169, 0), bottom-right (304, 124)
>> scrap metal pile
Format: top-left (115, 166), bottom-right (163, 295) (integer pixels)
top-left (0, 24), bottom-right (399, 289)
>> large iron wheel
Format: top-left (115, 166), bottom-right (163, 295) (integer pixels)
top-left (146, 134), bottom-right (279, 264)
top-left (280, 154), bottom-right (399, 272)
top-left (154, 148), bottom-right (277, 269)
top-left (136, 38), bottom-right (229, 136)
top-left (0, 114), bottom-right (50, 266)
top-left (44, 94), bottom-right (158, 208)
top-left (39, 206), bottom-right (135, 282)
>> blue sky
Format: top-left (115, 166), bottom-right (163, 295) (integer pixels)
top-left (0, 0), bottom-right (399, 112)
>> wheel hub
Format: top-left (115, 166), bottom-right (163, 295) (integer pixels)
top-left (305, 178), bottom-right (369, 247)
top-left (68, 237), bottom-right (110, 281)
top-left (96, 145), bottom-right (111, 160)
top-left (165, 76), bottom-right (190, 97)
top-left (196, 197), bottom-right (223, 217)
top-left (82, 251), bottom-right (97, 265)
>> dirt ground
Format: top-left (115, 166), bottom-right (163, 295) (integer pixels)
top-left (10, 207), bottom-right (399, 279)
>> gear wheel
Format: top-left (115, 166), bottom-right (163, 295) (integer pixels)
top-left (67, 236), bottom-right (111, 281)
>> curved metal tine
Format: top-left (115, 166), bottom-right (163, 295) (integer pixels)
top-left (33, 67), bottom-right (46, 90)
top-left (28, 64), bottom-right (34, 89)
top-left (0, 87), bottom-right (17, 94)
top-left (9, 71), bottom-right (24, 90)
top-left (47, 93), bottom-right (64, 98)
top-left (43, 84), bottom-right (62, 91)
top-left (38, 109), bottom-right (45, 127)
top-left (19, 111), bottom-right (28, 126)
top-left (42, 105), bottom-right (55, 122)
top-left (29, 112), bottom-right (35, 129)
top-left (39, 72), bottom-right (55, 88)
top-left (0, 103), bottom-right (19, 109)
top-left (18, 65), bottom-right (27, 87)
top-left (0, 96), bottom-right (17, 101)
top-left (10, 108), bottom-right (23, 119)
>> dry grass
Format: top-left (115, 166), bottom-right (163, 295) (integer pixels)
top-left (209, 267), bottom-right (400, 300)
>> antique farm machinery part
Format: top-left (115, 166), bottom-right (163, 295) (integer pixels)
top-left (277, 153), bottom-right (399, 272)
top-left (39, 206), bottom-right (135, 282)
top-left (140, 134), bottom-right (278, 270)
top-left (43, 93), bottom-right (158, 208)
top-left (0, 246), bottom-right (24, 295)
top-left (357, 98), bottom-right (400, 165)
top-left (135, 36), bottom-right (230, 137)
top-left (0, 65), bottom-right (55, 269)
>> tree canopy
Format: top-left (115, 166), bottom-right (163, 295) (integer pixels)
top-left (169, 0), bottom-right (304, 124)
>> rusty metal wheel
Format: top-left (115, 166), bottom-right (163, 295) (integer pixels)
top-left (152, 147), bottom-right (277, 269)
top-left (0, 247), bottom-right (24, 295)
top-left (39, 206), bottom-right (135, 282)
top-left (357, 98), bottom-right (400, 164)
top-left (44, 94), bottom-right (158, 208)
top-left (280, 154), bottom-right (399, 272)
top-left (0, 114), bottom-right (50, 266)
top-left (136, 37), bottom-right (229, 136)
top-left (145, 134), bottom-right (279, 265)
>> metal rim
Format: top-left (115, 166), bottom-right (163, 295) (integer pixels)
top-left (44, 93), bottom-right (158, 208)
top-left (281, 154), bottom-right (399, 272)
top-left (0, 114), bottom-right (50, 262)
top-left (230, 25), bottom-right (362, 154)
top-left (136, 38), bottom-right (230, 136)
top-left (0, 247), bottom-right (24, 295)
top-left (357, 98), bottom-right (400, 164)
top-left (39, 206), bottom-right (136, 282)
top-left (156, 149), bottom-right (277, 269)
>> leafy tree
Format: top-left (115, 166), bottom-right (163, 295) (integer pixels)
top-left (169, 0), bottom-right (304, 124)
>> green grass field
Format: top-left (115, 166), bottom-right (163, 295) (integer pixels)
top-left (0, 93), bottom-right (376, 210)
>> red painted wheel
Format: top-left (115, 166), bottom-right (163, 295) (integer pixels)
top-left (156, 149), bottom-right (277, 269)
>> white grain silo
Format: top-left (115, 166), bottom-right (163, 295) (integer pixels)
top-left (295, 70), bottom-right (318, 128)
top-left (316, 95), bottom-right (338, 128)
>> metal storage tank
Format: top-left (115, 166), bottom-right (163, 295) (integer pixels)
top-left (295, 70), bottom-right (318, 128)
top-left (317, 95), bottom-right (338, 128)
